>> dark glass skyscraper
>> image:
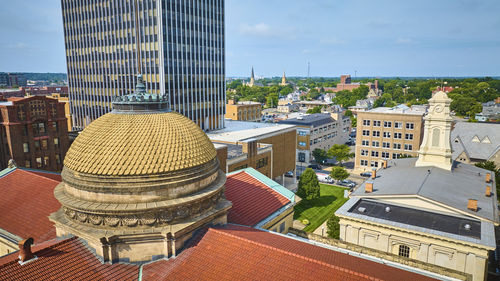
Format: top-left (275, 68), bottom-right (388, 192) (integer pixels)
top-left (61, 0), bottom-right (225, 130)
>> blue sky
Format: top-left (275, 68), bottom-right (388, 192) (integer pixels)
top-left (1, 0), bottom-right (499, 77)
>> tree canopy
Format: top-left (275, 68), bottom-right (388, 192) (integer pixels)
top-left (297, 168), bottom-right (321, 200)
top-left (330, 166), bottom-right (349, 182)
top-left (327, 144), bottom-right (354, 165)
top-left (312, 148), bottom-right (328, 164)
top-left (327, 214), bottom-right (340, 239)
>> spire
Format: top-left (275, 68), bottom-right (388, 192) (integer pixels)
top-left (281, 71), bottom-right (286, 86)
top-left (249, 66), bottom-right (255, 87)
top-left (415, 91), bottom-right (453, 170)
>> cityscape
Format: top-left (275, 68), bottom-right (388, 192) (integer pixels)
top-left (0, 1), bottom-right (499, 280)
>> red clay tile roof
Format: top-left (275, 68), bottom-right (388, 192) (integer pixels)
top-left (225, 170), bottom-right (291, 226)
top-left (0, 168), bottom-right (60, 242)
top-left (21, 168), bottom-right (62, 182)
top-left (142, 224), bottom-right (438, 281)
top-left (0, 237), bottom-right (139, 281)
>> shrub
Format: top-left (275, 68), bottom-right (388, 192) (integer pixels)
top-left (327, 214), bottom-right (340, 239)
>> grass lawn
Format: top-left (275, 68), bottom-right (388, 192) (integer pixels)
top-left (293, 184), bottom-right (349, 232)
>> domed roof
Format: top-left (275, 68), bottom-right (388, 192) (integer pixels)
top-left (64, 111), bottom-right (216, 176)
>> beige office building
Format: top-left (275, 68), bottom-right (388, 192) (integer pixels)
top-left (355, 105), bottom-right (426, 171)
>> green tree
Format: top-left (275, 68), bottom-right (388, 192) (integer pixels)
top-left (326, 214), bottom-right (340, 239)
top-left (306, 106), bottom-right (322, 114)
top-left (297, 168), bottom-right (321, 200)
top-left (344, 110), bottom-right (353, 117)
top-left (266, 92), bottom-right (279, 108)
top-left (312, 148), bottom-right (328, 164)
top-left (327, 144), bottom-right (354, 166)
top-left (330, 166), bottom-right (349, 182)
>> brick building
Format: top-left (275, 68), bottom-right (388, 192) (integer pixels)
top-left (0, 96), bottom-right (70, 171)
top-left (354, 105), bottom-right (426, 171)
top-left (225, 99), bottom-right (262, 122)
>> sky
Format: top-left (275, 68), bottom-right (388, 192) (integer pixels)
top-left (0, 0), bottom-right (499, 77)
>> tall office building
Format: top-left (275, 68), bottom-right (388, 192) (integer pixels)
top-left (61, 0), bottom-right (225, 130)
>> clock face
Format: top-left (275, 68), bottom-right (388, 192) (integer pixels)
top-left (434, 105), bottom-right (444, 113)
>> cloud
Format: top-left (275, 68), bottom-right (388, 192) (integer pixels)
top-left (239, 23), bottom-right (272, 37)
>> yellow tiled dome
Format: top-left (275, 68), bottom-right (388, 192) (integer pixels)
top-left (64, 112), bottom-right (216, 176)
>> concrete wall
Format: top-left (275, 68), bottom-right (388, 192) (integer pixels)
top-left (337, 217), bottom-right (489, 281)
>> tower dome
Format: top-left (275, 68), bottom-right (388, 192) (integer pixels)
top-left (50, 75), bottom-right (231, 263)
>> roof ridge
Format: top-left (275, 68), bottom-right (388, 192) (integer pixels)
top-left (211, 227), bottom-right (382, 281)
top-left (17, 168), bottom-right (61, 184)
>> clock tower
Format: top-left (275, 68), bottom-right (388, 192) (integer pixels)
top-left (415, 91), bottom-right (453, 170)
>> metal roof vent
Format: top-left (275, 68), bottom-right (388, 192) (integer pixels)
top-left (357, 207), bottom-right (366, 213)
top-left (464, 224), bottom-right (471, 231)
top-left (385, 206), bottom-right (391, 213)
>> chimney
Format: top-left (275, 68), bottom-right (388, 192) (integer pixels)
top-left (365, 182), bottom-right (373, 193)
top-left (485, 173), bottom-right (491, 183)
top-left (382, 160), bottom-right (388, 169)
top-left (486, 185), bottom-right (492, 197)
top-left (371, 168), bottom-right (377, 179)
top-left (18, 238), bottom-right (35, 263)
top-left (467, 199), bottom-right (478, 212)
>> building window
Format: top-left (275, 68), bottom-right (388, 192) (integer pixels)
top-left (360, 160), bottom-right (368, 166)
top-left (381, 152), bottom-right (390, 159)
top-left (299, 141), bottom-right (306, 147)
top-left (257, 157), bottom-right (268, 168)
top-left (279, 222), bottom-right (285, 233)
top-left (298, 130), bottom-right (307, 136)
top-left (25, 160), bottom-right (31, 168)
top-left (23, 125), bottom-right (29, 136)
top-left (370, 161), bottom-right (379, 167)
top-left (362, 130), bottom-right (370, 136)
top-left (398, 245), bottom-right (410, 258)
top-left (383, 121), bottom-right (392, 128)
top-left (32, 122), bottom-right (46, 135)
top-left (23, 143), bottom-right (29, 153)
top-left (383, 132), bottom-right (391, 138)
top-left (382, 142), bottom-right (390, 148)
top-left (56, 154), bottom-right (61, 164)
top-left (372, 141), bottom-right (380, 147)
top-left (36, 157), bottom-right (42, 168)
top-left (392, 153), bottom-right (399, 159)
top-left (298, 152), bottom-right (306, 162)
top-left (371, 151), bottom-right (379, 157)
top-left (362, 120), bottom-right (371, 126)
top-left (44, 156), bottom-right (49, 166)
top-left (404, 144), bottom-right (413, 151)
top-left (394, 133), bottom-right (402, 139)
top-left (235, 164), bottom-right (248, 170)
top-left (373, 120), bottom-right (381, 127)
top-left (360, 149), bottom-right (368, 156)
top-left (54, 137), bottom-right (59, 149)
top-left (394, 122), bottom-right (403, 129)
top-left (393, 143), bottom-right (401, 150)
top-left (372, 131), bottom-right (380, 137)
top-left (405, 133), bottom-right (414, 140)
top-left (41, 139), bottom-right (48, 150)
top-left (406, 123), bottom-right (414, 130)
top-left (362, 140), bottom-right (369, 146)
top-left (34, 140), bottom-right (40, 149)
top-left (52, 121), bottom-right (58, 131)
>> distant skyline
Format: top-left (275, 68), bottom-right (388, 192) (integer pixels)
top-left (1, 0), bottom-right (500, 77)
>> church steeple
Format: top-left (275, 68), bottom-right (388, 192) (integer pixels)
top-left (281, 71), bottom-right (286, 86)
top-left (415, 91), bottom-right (453, 170)
top-left (249, 66), bottom-right (255, 87)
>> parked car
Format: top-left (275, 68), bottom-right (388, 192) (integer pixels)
top-left (360, 172), bottom-right (372, 177)
top-left (308, 164), bottom-right (322, 170)
top-left (339, 180), bottom-right (356, 188)
top-left (316, 172), bottom-right (334, 184)
top-left (285, 171), bottom-right (294, 178)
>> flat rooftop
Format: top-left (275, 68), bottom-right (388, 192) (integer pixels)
top-left (363, 104), bottom-right (427, 115)
top-left (278, 113), bottom-right (334, 127)
top-left (213, 141), bottom-right (243, 159)
top-left (350, 158), bottom-right (499, 224)
top-left (208, 120), bottom-right (296, 142)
